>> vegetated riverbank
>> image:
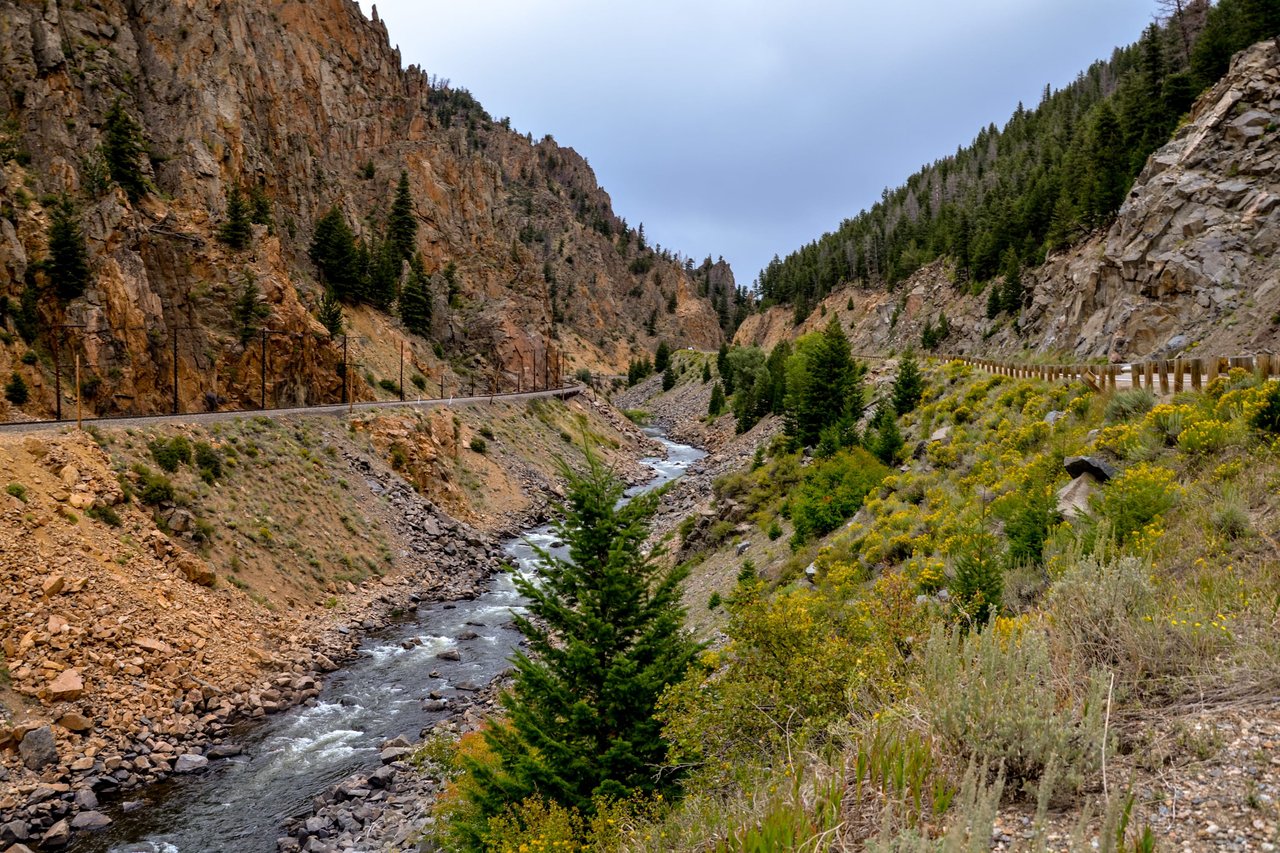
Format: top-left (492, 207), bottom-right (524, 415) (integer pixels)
top-left (0, 392), bottom-right (655, 850)
top-left (593, 354), bottom-right (1280, 850)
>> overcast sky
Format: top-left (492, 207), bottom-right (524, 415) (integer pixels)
top-left (357, 1), bottom-right (1156, 286)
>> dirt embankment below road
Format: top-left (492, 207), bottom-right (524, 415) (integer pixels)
top-left (0, 391), bottom-right (652, 848)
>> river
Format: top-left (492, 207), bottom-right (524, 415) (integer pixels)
top-left (72, 430), bottom-right (704, 853)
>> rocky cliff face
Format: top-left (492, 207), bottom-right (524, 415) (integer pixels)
top-left (0, 0), bottom-right (725, 419)
top-left (737, 40), bottom-right (1280, 361)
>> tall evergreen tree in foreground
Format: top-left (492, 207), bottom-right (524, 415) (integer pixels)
top-left (457, 449), bottom-right (698, 847)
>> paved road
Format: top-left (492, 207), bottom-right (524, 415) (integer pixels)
top-left (0, 386), bottom-right (583, 436)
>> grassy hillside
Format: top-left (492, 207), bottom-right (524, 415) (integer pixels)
top-left (423, 359), bottom-right (1280, 850)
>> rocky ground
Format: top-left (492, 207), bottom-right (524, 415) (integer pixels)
top-left (985, 702), bottom-right (1280, 852)
top-left (0, 428), bottom-right (507, 850)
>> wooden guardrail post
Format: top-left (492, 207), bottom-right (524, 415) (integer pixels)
top-left (1173, 358), bottom-right (1184, 393)
top-left (1190, 358), bottom-right (1202, 391)
top-left (1143, 361), bottom-right (1154, 391)
top-left (1206, 357), bottom-right (1219, 385)
top-left (1158, 360), bottom-right (1169, 395)
top-left (1261, 354), bottom-right (1276, 379)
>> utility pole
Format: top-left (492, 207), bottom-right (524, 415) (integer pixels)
top-left (399, 341), bottom-right (405, 401)
top-left (52, 333), bottom-right (62, 421)
top-left (172, 326), bottom-right (179, 415)
top-left (260, 329), bottom-right (267, 410)
top-left (342, 335), bottom-right (348, 405)
top-left (74, 354), bottom-right (82, 431)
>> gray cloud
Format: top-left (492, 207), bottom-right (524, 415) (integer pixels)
top-left (360, 1), bottom-right (1155, 284)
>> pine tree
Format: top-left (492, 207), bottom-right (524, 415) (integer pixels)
top-left (986, 280), bottom-right (1003, 319)
top-left (892, 350), bottom-right (924, 415)
top-left (1085, 101), bottom-right (1128, 224)
top-left (458, 450), bottom-right (697, 843)
top-left (784, 317), bottom-right (862, 446)
top-left (5, 372), bottom-right (29, 406)
top-left (654, 340), bottom-right (671, 373)
top-left (870, 407), bottom-right (904, 466)
top-left (309, 207), bottom-right (361, 302)
top-left (232, 274), bottom-right (270, 345)
top-left (998, 247), bottom-right (1024, 315)
top-left (700, 361), bottom-right (711, 383)
top-left (47, 196), bottom-right (91, 301)
top-left (218, 186), bottom-right (252, 250)
top-left (366, 238), bottom-right (401, 310)
top-left (102, 98), bottom-right (147, 203)
top-left (708, 382), bottom-right (726, 416)
top-left (248, 185), bottom-right (273, 227)
top-left (661, 364), bottom-right (676, 391)
top-left (317, 288), bottom-right (344, 337)
top-left (399, 254), bottom-right (432, 337)
top-left (387, 170), bottom-right (417, 260)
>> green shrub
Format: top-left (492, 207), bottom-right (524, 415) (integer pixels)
top-left (410, 373), bottom-right (427, 391)
top-left (20, 350), bottom-right (37, 365)
top-left (139, 472), bottom-right (174, 505)
top-left (6, 483), bottom-right (28, 502)
top-left (918, 624), bottom-right (1109, 800)
top-left (707, 591), bottom-right (722, 610)
top-left (389, 443), bottom-right (409, 470)
top-left (479, 425), bottom-right (495, 440)
top-left (149, 435), bottom-right (192, 472)
top-left (790, 448), bottom-right (888, 545)
top-left (1103, 388), bottom-right (1155, 424)
top-left (193, 441), bottom-right (222, 480)
top-left (469, 436), bottom-right (487, 454)
top-left (378, 378), bottom-right (401, 395)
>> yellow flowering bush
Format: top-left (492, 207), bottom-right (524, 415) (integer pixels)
top-left (1146, 403), bottom-right (1195, 444)
top-left (1176, 418), bottom-right (1237, 454)
top-left (1092, 463), bottom-right (1184, 545)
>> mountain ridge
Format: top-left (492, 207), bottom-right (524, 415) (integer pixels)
top-left (0, 0), bottom-right (735, 420)
top-left (737, 37), bottom-right (1280, 361)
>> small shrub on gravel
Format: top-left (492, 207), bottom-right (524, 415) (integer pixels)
top-left (86, 504), bottom-right (122, 527)
top-left (918, 624), bottom-right (1109, 800)
top-left (139, 472), bottom-right (175, 505)
top-left (469, 436), bottom-right (487, 454)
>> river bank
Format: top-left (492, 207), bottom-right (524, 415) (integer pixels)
top-left (0, 393), bottom-right (657, 851)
